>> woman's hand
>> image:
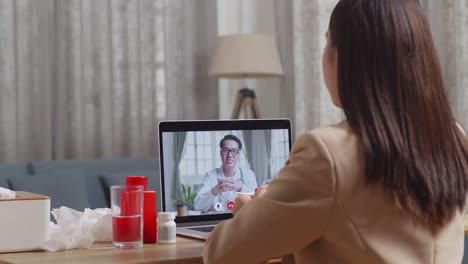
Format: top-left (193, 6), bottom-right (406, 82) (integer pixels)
top-left (231, 194), bottom-right (252, 215)
top-left (254, 185), bottom-right (268, 198)
top-left (232, 184), bottom-right (268, 215)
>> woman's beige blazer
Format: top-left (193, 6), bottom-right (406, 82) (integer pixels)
top-left (204, 121), bottom-right (465, 264)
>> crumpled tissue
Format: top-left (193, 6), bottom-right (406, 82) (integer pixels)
top-left (0, 187), bottom-right (15, 198)
top-left (43, 206), bottom-right (112, 252)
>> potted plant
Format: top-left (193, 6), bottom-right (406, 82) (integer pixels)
top-left (174, 184), bottom-right (197, 210)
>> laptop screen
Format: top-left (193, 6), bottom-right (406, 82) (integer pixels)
top-left (159, 119), bottom-right (292, 223)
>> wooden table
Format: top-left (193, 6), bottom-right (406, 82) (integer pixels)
top-left (0, 237), bottom-right (205, 264)
top-left (2, 217), bottom-right (467, 264)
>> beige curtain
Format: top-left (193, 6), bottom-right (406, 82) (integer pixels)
top-left (274, 0), bottom-right (342, 137)
top-left (0, 0), bottom-right (218, 162)
top-left (423, 0), bottom-right (468, 128)
top-left (274, 0), bottom-right (468, 136)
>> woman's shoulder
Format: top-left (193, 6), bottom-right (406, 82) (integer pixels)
top-left (299, 120), bottom-right (358, 146)
top-left (295, 120), bottom-right (362, 160)
top-left (309, 120), bottom-right (355, 138)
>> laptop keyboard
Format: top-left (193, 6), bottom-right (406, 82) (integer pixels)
top-left (188, 226), bottom-right (215, 233)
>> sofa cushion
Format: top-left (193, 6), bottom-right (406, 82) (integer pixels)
top-left (0, 174), bottom-right (9, 188)
top-left (30, 158), bottom-right (159, 209)
top-left (0, 162), bottom-right (32, 189)
top-left (9, 170), bottom-right (90, 211)
top-left (99, 170), bottom-right (162, 211)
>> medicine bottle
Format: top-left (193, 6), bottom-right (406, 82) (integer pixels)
top-left (126, 176), bottom-right (157, 243)
top-left (158, 212), bottom-right (176, 243)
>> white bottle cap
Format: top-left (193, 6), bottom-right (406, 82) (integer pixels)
top-left (158, 212), bottom-right (176, 221)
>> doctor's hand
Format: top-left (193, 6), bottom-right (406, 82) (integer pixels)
top-left (232, 184), bottom-right (268, 215)
top-left (211, 179), bottom-right (242, 195)
top-left (222, 179), bottom-right (242, 192)
top-left (211, 182), bottom-right (225, 195)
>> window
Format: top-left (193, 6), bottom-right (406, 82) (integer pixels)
top-left (270, 129), bottom-right (289, 178)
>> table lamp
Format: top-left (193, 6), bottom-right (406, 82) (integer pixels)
top-left (208, 34), bottom-right (284, 119)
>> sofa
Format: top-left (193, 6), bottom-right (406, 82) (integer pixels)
top-left (0, 158), bottom-right (162, 214)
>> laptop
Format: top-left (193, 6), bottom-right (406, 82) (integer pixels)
top-left (158, 119), bottom-right (292, 240)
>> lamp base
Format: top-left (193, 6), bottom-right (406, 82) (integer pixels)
top-left (231, 88), bottom-right (261, 119)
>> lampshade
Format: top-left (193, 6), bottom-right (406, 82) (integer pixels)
top-left (208, 34), bottom-right (284, 78)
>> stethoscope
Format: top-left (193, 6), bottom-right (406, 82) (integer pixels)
top-left (238, 167), bottom-right (245, 184)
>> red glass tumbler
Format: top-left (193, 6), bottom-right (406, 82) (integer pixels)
top-left (111, 185), bottom-right (143, 249)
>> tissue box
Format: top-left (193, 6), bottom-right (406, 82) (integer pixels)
top-left (0, 191), bottom-right (50, 253)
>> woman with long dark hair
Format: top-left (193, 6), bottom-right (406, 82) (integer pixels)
top-left (204, 0), bottom-right (468, 263)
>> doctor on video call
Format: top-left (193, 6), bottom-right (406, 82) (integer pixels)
top-left (194, 134), bottom-right (257, 213)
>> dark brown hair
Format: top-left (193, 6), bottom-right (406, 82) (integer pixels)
top-left (329, 0), bottom-right (468, 230)
top-left (220, 134), bottom-right (242, 150)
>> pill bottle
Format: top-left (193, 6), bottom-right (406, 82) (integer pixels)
top-left (158, 212), bottom-right (176, 244)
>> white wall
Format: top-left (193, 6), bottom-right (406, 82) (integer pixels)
top-left (216, 0), bottom-right (284, 119)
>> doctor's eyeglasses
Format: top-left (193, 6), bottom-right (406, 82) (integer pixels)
top-left (220, 148), bottom-right (240, 156)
